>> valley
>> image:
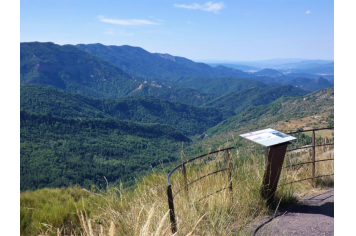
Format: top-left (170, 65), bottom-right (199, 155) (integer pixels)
top-left (20, 42), bottom-right (334, 192)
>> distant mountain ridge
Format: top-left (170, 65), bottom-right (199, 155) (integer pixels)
top-left (21, 42), bottom-right (140, 98)
top-left (76, 43), bottom-right (251, 82)
top-left (20, 42), bottom-right (221, 105)
top-left (21, 42), bottom-right (333, 102)
top-left (253, 68), bottom-right (283, 76)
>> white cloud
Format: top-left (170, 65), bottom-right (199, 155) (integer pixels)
top-left (305, 10), bottom-right (312, 15)
top-left (174, 2), bottom-right (225, 14)
top-left (99, 16), bottom-right (160, 26)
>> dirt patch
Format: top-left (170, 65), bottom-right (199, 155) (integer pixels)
top-left (276, 115), bottom-right (329, 132)
top-left (250, 188), bottom-right (334, 235)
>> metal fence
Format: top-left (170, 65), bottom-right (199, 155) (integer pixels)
top-left (166, 147), bottom-right (234, 233)
top-left (166, 127), bottom-right (334, 233)
top-left (279, 127), bottom-right (334, 186)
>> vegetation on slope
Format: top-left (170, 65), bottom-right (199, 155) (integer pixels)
top-left (192, 87), bottom-right (334, 154)
top-left (20, 110), bottom-right (189, 191)
top-left (127, 83), bottom-right (218, 107)
top-left (20, 86), bottom-right (334, 235)
top-left (204, 85), bottom-right (308, 115)
top-left (20, 85), bottom-right (110, 119)
top-left (21, 85), bottom-right (228, 136)
top-left (176, 77), bottom-right (269, 95)
top-left (296, 77), bottom-right (333, 91)
top-left (21, 42), bottom-right (140, 99)
top-left (21, 142), bottom-right (333, 235)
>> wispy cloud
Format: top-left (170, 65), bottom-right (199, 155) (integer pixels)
top-left (305, 10), bottom-right (312, 15)
top-left (174, 2), bottom-right (225, 14)
top-left (99, 16), bottom-right (160, 26)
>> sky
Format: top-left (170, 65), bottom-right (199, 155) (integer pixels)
top-left (21, 0), bottom-right (334, 61)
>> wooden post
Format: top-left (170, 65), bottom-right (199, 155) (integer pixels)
top-left (261, 142), bottom-right (290, 203)
top-left (264, 147), bottom-right (269, 167)
top-left (312, 130), bottom-right (316, 179)
top-left (225, 150), bottom-right (233, 200)
top-left (167, 185), bottom-right (177, 233)
top-left (182, 163), bottom-right (188, 196)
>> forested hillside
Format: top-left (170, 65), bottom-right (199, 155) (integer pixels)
top-left (21, 42), bottom-right (139, 98)
top-left (21, 85), bottom-right (228, 136)
top-left (204, 85), bottom-right (308, 114)
top-left (20, 110), bottom-right (189, 191)
top-left (127, 82), bottom-right (218, 106)
top-left (176, 77), bottom-right (269, 94)
top-left (205, 87), bottom-right (334, 139)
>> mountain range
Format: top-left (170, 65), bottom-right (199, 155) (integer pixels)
top-left (76, 43), bottom-right (251, 82)
top-left (20, 41), bottom-right (334, 191)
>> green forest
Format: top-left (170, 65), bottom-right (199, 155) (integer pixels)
top-left (20, 110), bottom-right (189, 191)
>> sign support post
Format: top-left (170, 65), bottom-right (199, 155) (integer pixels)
top-left (261, 142), bottom-right (291, 202)
top-left (240, 128), bottom-right (296, 204)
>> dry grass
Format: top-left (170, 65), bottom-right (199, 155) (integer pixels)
top-left (275, 114), bottom-right (330, 132)
top-left (279, 145), bottom-right (334, 196)
top-left (21, 145), bottom-right (334, 236)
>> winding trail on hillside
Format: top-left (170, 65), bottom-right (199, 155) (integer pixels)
top-left (251, 188), bottom-right (334, 236)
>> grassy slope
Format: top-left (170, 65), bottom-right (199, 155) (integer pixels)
top-left (21, 143), bottom-right (333, 235)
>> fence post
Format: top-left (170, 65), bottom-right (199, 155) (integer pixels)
top-left (167, 185), bottom-right (177, 233)
top-left (312, 130), bottom-right (316, 180)
top-left (182, 163), bottom-right (189, 196)
top-left (225, 150), bottom-right (232, 201)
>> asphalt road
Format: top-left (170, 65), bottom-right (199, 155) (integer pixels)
top-left (252, 188), bottom-right (334, 236)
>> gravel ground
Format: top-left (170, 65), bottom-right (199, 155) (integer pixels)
top-left (251, 188), bottom-right (334, 236)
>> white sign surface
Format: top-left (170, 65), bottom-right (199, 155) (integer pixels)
top-left (240, 128), bottom-right (296, 147)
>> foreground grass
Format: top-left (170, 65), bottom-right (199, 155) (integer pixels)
top-left (20, 145), bottom-right (333, 235)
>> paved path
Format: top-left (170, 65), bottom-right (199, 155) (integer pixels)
top-left (252, 188), bottom-right (334, 236)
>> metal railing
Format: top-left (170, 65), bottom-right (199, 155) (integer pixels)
top-left (166, 127), bottom-right (334, 233)
top-left (166, 147), bottom-right (234, 233)
top-left (280, 127), bottom-right (334, 186)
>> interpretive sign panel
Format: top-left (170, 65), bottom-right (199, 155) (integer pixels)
top-left (240, 128), bottom-right (296, 147)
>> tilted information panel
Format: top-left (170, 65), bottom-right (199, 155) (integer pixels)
top-left (240, 128), bottom-right (296, 147)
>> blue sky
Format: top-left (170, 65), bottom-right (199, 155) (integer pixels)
top-left (20, 0), bottom-right (334, 61)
